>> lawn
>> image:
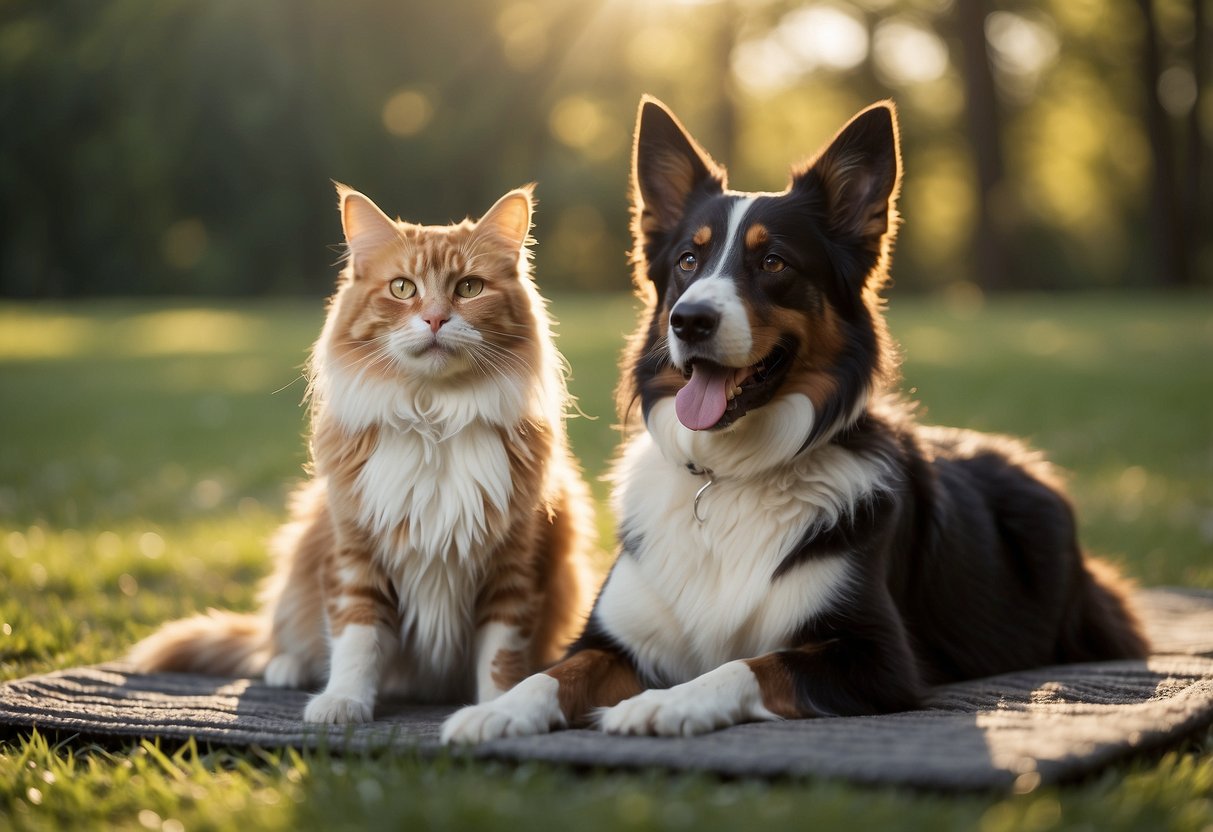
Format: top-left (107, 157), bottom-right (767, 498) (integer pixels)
top-left (1, 292), bottom-right (1211, 830)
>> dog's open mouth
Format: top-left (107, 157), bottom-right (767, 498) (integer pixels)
top-left (674, 339), bottom-right (795, 431)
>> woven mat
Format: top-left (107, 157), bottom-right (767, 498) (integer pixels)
top-left (2, 587), bottom-right (1212, 791)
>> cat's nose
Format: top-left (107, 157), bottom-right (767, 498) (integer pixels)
top-left (423, 315), bottom-right (449, 334)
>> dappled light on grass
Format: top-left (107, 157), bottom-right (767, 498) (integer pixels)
top-left (0, 304), bottom-right (291, 361)
top-left (114, 309), bottom-right (261, 357)
top-left (0, 311), bottom-right (98, 360)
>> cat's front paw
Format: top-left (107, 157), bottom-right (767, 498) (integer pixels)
top-left (264, 653), bottom-right (309, 689)
top-left (441, 674), bottom-right (564, 744)
top-left (304, 692), bottom-right (374, 724)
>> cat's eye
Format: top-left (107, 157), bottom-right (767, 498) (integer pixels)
top-left (389, 277), bottom-right (417, 300)
top-left (762, 254), bottom-right (787, 274)
top-left (678, 252), bottom-right (698, 272)
top-left (455, 277), bottom-right (484, 299)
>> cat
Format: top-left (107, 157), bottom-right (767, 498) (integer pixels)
top-left (129, 184), bottom-right (596, 723)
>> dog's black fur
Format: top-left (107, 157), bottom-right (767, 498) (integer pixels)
top-left (595, 98), bottom-right (1149, 718)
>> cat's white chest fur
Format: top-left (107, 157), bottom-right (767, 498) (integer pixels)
top-left (352, 416), bottom-right (514, 699)
top-left (315, 357), bottom-right (531, 699)
top-left (355, 423), bottom-right (512, 563)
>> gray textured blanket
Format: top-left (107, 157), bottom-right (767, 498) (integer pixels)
top-left (2, 588), bottom-right (1212, 791)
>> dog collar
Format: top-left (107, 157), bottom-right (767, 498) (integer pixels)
top-left (685, 463), bottom-right (715, 524)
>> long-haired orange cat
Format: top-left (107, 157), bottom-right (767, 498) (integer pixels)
top-left (130, 185), bottom-right (595, 723)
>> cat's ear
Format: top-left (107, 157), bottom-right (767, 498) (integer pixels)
top-left (475, 186), bottom-right (535, 252)
top-left (631, 96), bottom-right (724, 239)
top-left (792, 101), bottom-right (901, 253)
top-left (335, 183), bottom-right (398, 270)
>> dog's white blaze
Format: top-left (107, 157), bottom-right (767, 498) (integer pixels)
top-left (601, 416), bottom-right (893, 685)
top-left (473, 620), bottom-right (529, 703)
top-left (441, 672), bottom-right (565, 744)
top-left (668, 275), bottom-right (752, 367)
top-left (668, 197), bottom-right (756, 368)
top-left (704, 197), bottom-right (757, 283)
top-left (599, 660), bottom-right (777, 736)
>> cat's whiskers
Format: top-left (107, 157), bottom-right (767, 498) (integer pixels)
top-left (462, 342), bottom-right (533, 386)
top-left (330, 337), bottom-right (399, 378)
top-left (474, 326), bottom-right (531, 342)
top-left (470, 341), bottom-right (535, 378)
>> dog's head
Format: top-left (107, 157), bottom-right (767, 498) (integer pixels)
top-left (619, 97), bottom-right (902, 463)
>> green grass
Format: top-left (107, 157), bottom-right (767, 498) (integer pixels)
top-left (2, 292), bottom-right (1211, 830)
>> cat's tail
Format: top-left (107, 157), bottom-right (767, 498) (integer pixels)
top-left (127, 610), bottom-right (271, 678)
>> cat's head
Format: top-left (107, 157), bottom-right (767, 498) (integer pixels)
top-left (322, 184), bottom-right (540, 385)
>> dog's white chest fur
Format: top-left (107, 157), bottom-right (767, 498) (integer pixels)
top-left (597, 403), bottom-right (890, 685)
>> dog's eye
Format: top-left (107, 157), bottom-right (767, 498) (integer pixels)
top-left (678, 252), bottom-right (698, 272)
top-left (762, 254), bottom-right (787, 274)
top-left (390, 277), bottom-right (418, 299)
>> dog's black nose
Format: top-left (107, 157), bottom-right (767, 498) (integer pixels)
top-left (670, 303), bottom-right (720, 343)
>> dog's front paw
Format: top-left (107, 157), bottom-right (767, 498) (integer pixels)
top-left (441, 674), bottom-right (564, 744)
top-left (600, 688), bottom-right (725, 736)
top-left (304, 692), bottom-right (374, 724)
top-left (600, 662), bottom-right (772, 737)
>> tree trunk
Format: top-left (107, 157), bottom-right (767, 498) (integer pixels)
top-left (1137, 0), bottom-right (1189, 286)
top-left (1184, 0), bottom-right (1207, 284)
top-left (955, 0), bottom-right (1012, 291)
top-left (709, 0), bottom-right (741, 168)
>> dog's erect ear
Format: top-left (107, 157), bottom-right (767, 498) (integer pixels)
top-left (631, 96), bottom-right (725, 239)
top-left (335, 182), bottom-right (399, 274)
top-left (795, 102), bottom-right (901, 252)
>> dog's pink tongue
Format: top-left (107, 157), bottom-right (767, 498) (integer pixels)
top-left (675, 364), bottom-right (732, 431)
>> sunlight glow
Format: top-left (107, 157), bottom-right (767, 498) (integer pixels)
top-left (731, 2), bottom-right (870, 94)
top-left (381, 89), bottom-right (433, 138)
top-left (778, 5), bottom-right (869, 72)
top-left (872, 19), bottom-right (949, 85)
top-left (985, 11), bottom-right (1059, 101)
top-left (626, 24), bottom-right (694, 78)
top-left (548, 96), bottom-right (622, 160)
top-left (497, 3), bottom-right (548, 71)
top-left (1158, 66), bottom-right (1197, 116)
top-left (731, 38), bottom-right (802, 94)
top-left (986, 12), bottom-right (1059, 77)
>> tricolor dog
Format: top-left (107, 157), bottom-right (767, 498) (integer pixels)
top-left (442, 97), bottom-right (1149, 742)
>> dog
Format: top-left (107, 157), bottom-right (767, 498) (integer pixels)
top-left (441, 96), bottom-right (1149, 743)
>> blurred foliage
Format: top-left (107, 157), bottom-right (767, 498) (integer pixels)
top-left (0, 0), bottom-right (1208, 297)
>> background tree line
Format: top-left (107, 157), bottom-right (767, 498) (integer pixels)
top-left (0, 0), bottom-right (1208, 297)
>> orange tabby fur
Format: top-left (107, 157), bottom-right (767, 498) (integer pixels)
top-left (129, 185), bottom-right (596, 723)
